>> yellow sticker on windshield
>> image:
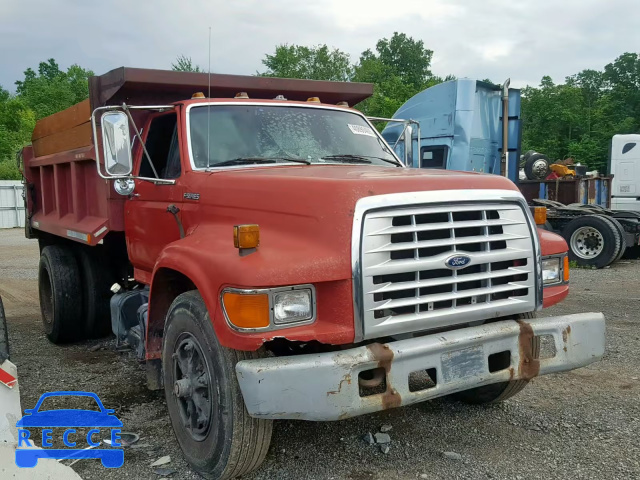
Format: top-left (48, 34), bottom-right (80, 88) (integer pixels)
top-left (348, 124), bottom-right (376, 137)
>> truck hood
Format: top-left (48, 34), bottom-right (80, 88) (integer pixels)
top-left (181, 165), bottom-right (522, 282)
top-left (167, 165), bottom-right (531, 349)
top-left (195, 164), bottom-right (520, 214)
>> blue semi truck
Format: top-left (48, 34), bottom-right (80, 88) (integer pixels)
top-left (378, 78), bottom-right (640, 267)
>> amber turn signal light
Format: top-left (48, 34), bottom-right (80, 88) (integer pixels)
top-left (222, 292), bottom-right (270, 329)
top-left (563, 255), bottom-right (570, 282)
top-left (533, 207), bottom-right (547, 225)
top-left (234, 224), bottom-right (260, 249)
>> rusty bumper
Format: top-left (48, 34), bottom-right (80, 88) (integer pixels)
top-left (235, 312), bottom-right (605, 421)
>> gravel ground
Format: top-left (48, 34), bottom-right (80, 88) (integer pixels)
top-left (1, 227), bottom-right (638, 479)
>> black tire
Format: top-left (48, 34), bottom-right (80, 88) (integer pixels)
top-left (76, 248), bottom-right (114, 338)
top-left (561, 215), bottom-right (620, 268)
top-left (451, 312), bottom-right (539, 404)
top-left (524, 153), bottom-right (550, 180)
top-left (162, 291), bottom-right (272, 480)
top-left (599, 216), bottom-right (627, 263)
top-left (38, 245), bottom-right (83, 343)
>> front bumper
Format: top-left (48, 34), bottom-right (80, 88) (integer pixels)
top-left (236, 312), bottom-right (605, 421)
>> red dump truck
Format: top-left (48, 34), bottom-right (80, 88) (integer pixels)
top-left (20, 68), bottom-right (605, 479)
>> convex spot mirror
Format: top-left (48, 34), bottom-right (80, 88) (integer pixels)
top-left (102, 111), bottom-right (133, 176)
top-left (114, 178), bottom-right (135, 196)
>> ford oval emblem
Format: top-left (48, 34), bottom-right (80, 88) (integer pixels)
top-left (445, 254), bottom-right (471, 269)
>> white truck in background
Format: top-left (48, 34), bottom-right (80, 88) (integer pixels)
top-left (611, 134), bottom-right (640, 214)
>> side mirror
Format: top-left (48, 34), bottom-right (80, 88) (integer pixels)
top-left (101, 111), bottom-right (133, 176)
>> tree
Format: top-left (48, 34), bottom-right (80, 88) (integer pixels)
top-left (0, 59), bottom-right (93, 179)
top-left (353, 33), bottom-right (438, 118)
top-left (521, 76), bottom-right (587, 162)
top-left (15, 59), bottom-right (93, 119)
top-left (259, 45), bottom-right (352, 81)
top-left (172, 55), bottom-right (203, 73)
top-left (0, 88), bottom-right (35, 179)
top-left (367, 32), bottom-right (433, 90)
top-left (257, 33), bottom-right (440, 121)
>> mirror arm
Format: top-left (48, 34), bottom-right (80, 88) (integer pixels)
top-left (121, 103), bottom-right (160, 179)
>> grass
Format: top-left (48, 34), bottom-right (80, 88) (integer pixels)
top-left (0, 158), bottom-right (22, 180)
top-left (568, 260), bottom-right (598, 269)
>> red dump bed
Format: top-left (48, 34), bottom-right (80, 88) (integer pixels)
top-left (22, 68), bottom-right (373, 245)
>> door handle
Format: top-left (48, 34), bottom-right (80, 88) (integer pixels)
top-left (166, 204), bottom-right (185, 239)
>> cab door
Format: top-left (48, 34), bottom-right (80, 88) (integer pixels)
top-left (125, 111), bottom-right (185, 276)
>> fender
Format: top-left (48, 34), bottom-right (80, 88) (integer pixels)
top-left (537, 227), bottom-right (569, 256)
top-left (538, 227), bottom-right (570, 307)
top-left (146, 223), bottom-right (355, 355)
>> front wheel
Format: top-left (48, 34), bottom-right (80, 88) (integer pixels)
top-left (450, 312), bottom-right (540, 404)
top-left (162, 291), bottom-right (272, 480)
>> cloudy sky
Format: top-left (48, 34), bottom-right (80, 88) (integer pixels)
top-left (1, 0), bottom-right (638, 92)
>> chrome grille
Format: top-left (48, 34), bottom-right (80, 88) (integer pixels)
top-left (359, 200), bottom-right (537, 339)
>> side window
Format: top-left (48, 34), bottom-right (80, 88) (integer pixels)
top-left (140, 113), bottom-right (181, 179)
top-left (622, 142), bottom-right (636, 155)
top-left (420, 146), bottom-right (448, 169)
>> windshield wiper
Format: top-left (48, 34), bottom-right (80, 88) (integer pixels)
top-left (212, 156), bottom-right (311, 167)
top-left (320, 154), bottom-right (400, 166)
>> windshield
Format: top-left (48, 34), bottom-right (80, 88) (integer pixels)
top-left (189, 104), bottom-right (399, 168)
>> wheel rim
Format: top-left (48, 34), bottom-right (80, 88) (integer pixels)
top-left (532, 159), bottom-right (548, 178)
top-left (570, 226), bottom-right (604, 259)
top-left (172, 333), bottom-right (213, 441)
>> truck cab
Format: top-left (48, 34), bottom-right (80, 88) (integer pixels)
top-left (610, 134), bottom-right (640, 213)
top-left (380, 78), bottom-right (522, 180)
top-left (21, 68), bottom-right (605, 480)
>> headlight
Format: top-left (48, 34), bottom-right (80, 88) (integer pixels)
top-left (221, 285), bottom-right (315, 330)
top-left (542, 257), bottom-right (561, 285)
top-left (273, 289), bottom-right (313, 324)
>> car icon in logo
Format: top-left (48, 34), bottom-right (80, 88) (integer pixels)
top-left (445, 254), bottom-right (472, 269)
top-left (15, 391), bottom-right (124, 468)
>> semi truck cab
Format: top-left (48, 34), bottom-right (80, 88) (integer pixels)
top-left (21, 68), bottom-right (605, 480)
top-left (610, 134), bottom-right (640, 213)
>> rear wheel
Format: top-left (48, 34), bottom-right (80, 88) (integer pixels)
top-left (601, 216), bottom-right (627, 263)
top-left (38, 245), bottom-right (83, 343)
top-left (162, 291), bottom-right (272, 480)
top-left (450, 312), bottom-right (539, 404)
top-left (562, 215), bottom-right (620, 268)
top-left (76, 248), bottom-right (114, 338)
